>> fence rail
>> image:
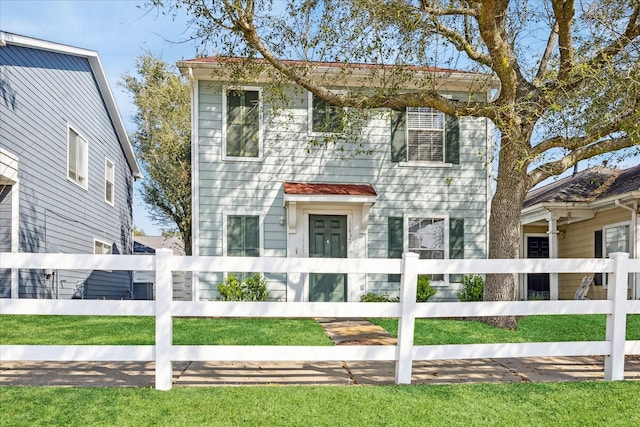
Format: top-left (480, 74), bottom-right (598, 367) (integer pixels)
top-left (1, 250), bottom-right (639, 390)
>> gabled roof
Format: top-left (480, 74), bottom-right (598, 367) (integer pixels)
top-left (134, 236), bottom-right (185, 256)
top-left (524, 165), bottom-right (640, 208)
top-left (0, 31), bottom-right (141, 178)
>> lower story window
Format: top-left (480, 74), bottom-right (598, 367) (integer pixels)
top-left (94, 239), bottom-right (112, 255)
top-left (408, 217), bottom-right (446, 282)
top-left (226, 214), bottom-right (260, 281)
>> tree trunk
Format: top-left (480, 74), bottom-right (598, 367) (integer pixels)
top-left (483, 135), bottom-right (532, 329)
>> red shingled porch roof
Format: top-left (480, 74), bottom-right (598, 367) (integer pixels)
top-left (283, 182), bottom-right (377, 197)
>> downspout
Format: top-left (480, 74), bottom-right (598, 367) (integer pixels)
top-left (615, 199), bottom-right (638, 298)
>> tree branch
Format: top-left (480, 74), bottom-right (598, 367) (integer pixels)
top-left (551, 0), bottom-right (575, 82)
top-left (534, 21), bottom-right (559, 83)
top-left (528, 136), bottom-right (634, 186)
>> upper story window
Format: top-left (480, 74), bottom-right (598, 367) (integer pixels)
top-left (309, 93), bottom-right (343, 134)
top-left (390, 106), bottom-right (459, 166)
top-left (407, 107), bottom-right (445, 162)
top-left (67, 126), bottom-right (88, 189)
top-left (105, 158), bottom-right (115, 205)
top-left (223, 88), bottom-right (262, 160)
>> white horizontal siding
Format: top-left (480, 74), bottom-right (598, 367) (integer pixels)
top-left (195, 81), bottom-right (489, 300)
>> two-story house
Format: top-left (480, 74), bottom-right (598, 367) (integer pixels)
top-left (0, 32), bottom-right (141, 299)
top-left (178, 57), bottom-right (495, 302)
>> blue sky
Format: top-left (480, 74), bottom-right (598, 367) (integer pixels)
top-left (0, 0), bottom-right (198, 235)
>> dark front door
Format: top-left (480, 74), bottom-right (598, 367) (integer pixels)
top-left (527, 236), bottom-right (550, 300)
top-left (309, 215), bottom-right (347, 302)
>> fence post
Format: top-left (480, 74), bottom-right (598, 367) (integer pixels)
top-left (155, 248), bottom-right (173, 390)
top-left (604, 252), bottom-right (629, 381)
top-left (395, 252), bottom-right (419, 385)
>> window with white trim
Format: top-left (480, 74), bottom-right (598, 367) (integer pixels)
top-left (406, 107), bottom-right (445, 162)
top-left (94, 239), bottom-right (112, 255)
top-left (223, 88), bottom-right (261, 159)
top-left (604, 223), bottom-right (630, 256)
top-left (309, 93), bottom-right (343, 134)
top-left (67, 126), bottom-right (88, 188)
top-left (225, 214), bottom-right (261, 282)
top-left (407, 216), bottom-right (447, 282)
top-left (105, 158), bottom-right (115, 205)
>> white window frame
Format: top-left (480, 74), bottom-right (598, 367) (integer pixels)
top-left (67, 125), bottom-right (88, 190)
top-left (404, 214), bottom-right (449, 286)
top-left (406, 107), bottom-right (446, 163)
top-left (93, 239), bottom-right (112, 255)
top-left (104, 158), bottom-right (115, 206)
top-left (222, 210), bottom-right (264, 281)
top-left (307, 90), bottom-right (346, 137)
top-left (222, 210), bottom-right (264, 257)
top-left (221, 86), bottom-right (263, 162)
top-left (603, 221), bottom-right (631, 288)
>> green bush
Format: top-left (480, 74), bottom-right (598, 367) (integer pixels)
top-left (217, 273), bottom-right (270, 301)
top-left (359, 292), bottom-right (399, 302)
top-left (416, 275), bottom-right (437, 302)
top-left (361, 276), bottom-right (436, 303)
top-left (457, 274), bottom-right (485, 302)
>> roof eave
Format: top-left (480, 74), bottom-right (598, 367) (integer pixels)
top-left (178, 60), bottom-right (500, 92)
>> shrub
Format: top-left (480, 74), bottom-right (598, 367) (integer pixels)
top-left (457, 274), bottom-right (485, 302)
top-left (217, 273), bottom-right (270, 301)
top-left (416, 275), bottom-right (437, 302)
top-left (361, 276), bottom-right (436, 303)
top-left (359, 292), bottom-right (399, 302)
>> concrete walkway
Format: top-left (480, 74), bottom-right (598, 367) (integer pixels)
top-left (2, 318), bottom-right (640, 387)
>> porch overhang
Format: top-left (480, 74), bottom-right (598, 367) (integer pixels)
top-left (283, 182), bottom-right (377, 234)
top-left (521, 203), bottom-right (596, 226)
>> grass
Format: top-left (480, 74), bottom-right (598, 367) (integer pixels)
top-left (0, 316), bottom-right (332, 346)
top-left (371, 314), bottom-right (640, 345)
top-left (1, 382), bottom-right (640, 426)
top-left (3, 314), bottom-right (640, 346)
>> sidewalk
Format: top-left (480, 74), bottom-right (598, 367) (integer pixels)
top-left (2, 318), bottom-right (640, 387)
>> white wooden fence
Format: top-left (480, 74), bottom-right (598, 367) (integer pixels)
top-left (1, 250), bottom-right (640, 391)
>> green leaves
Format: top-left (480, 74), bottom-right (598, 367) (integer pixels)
top-left (120, 52), bottom-right (192, 253)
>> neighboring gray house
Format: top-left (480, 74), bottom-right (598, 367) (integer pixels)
top-left (133, 236), bottom-right (192, 301)
top-left (0, 32), bottom-right (141, 299)
top-left (178, 57), bottom-right (496, 302)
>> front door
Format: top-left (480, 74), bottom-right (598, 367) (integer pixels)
top-left (527, 236), bottom-right (550, 300)
top-left (309, 215), bottom-right (347, 302)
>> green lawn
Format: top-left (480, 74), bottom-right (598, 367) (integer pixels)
top-left (3, 314), bottom-right (640, 346)
top-left (371, 314), bottom-right (640, 344)
top-left (1, 382), bottom-right (640, 426)
top-left (0, 316), bottom-right (332, 346)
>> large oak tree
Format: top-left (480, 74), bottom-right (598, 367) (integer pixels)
top-left (154, 0), bottom-right (640, 327)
